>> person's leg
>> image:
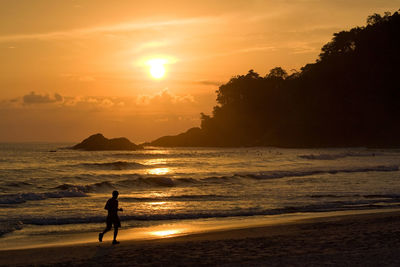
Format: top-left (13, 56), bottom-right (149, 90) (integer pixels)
top-left (111, 217), bottom-right (121, 244)
top-left (99, 221), bottom-right (111, 242)
top-left (103, 217), bottom-right (112, 235)
top-left (113, 227), bottom-right (118, 241)
top-left (102, 226), bottom-right (111, 235)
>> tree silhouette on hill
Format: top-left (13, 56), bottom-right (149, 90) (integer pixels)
top-left (150, 11), bottom-right (400, 147)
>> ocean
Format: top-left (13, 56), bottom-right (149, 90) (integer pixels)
top-left (1, 143), bottom-right (400, 248)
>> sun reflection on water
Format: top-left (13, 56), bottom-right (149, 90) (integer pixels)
top-left (144, 158), bottom-right (167, 165)
top-left (149, 201), bottom-right (166, 205)
top-left (148, 168), bottom-right (170, 175)
top-left (150, 229), bottom-right (181, 237)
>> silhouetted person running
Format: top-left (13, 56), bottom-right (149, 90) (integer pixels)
top-left (99, 190), bottom-right (123, 244)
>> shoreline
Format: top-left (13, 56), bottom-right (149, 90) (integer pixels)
top-left (2, 208), bottom-right (399, 251)
top-left (2, 209), bottom-right (400, 266)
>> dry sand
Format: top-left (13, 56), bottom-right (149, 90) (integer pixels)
top-left (1, 210), bottom-right (400, 266)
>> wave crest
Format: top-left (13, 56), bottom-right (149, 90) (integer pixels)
top-left (298, 152), bottom-right (380, 160)
top-left (52, 165), bottom-right (400, 193)
top-left (55, 181), bottom-right (115, 193)
top-left (0, 221), bottom-right (23, 236)
top-left (78, 161), bottom-right (145, 170)
top-left (232, 165), bottom-right (399, 180)
top-left (19, 198), bottom-right (400, 226)
top-left (0, 190), bottom-right (87, 205)
top-left (119, 194), bottom-right (233, 202)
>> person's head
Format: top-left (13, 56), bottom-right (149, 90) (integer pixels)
top-left (112, 190), bottom-right (119, 198)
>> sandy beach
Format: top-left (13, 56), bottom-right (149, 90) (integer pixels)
top-left (1, 210), bottom-right (400, 266)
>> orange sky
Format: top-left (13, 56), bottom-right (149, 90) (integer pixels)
top-left (1, 0), bottom-right (399, 142)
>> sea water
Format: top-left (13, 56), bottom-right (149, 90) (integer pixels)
top-left (1, 143), bottom-right (400, 247)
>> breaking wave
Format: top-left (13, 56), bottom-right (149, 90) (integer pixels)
top-left (0, 190), bottom-right (87, 205)
top-left (204, 165), bottom-right (399, 182)
top-left (119, 194), bottom-right (234, 202)
top-left (18, 198), bottom-right (400, 226)
top-left (1, 181), bottom-right (32, 188)
top-left (298, 152), bottom-right (381, 160)
top-left (54, 181), bottom-right (115, 193)
top-left (76, 161), bottom-right (146, 170)
top-left (0, 221), bottom-right (23, 237)
top-left (309, 193), bottom-right (400, 199)
top-left (2, 165), bottom-right (397, 205)
top-left (53, 177), bottom-right (196, 193)
top-left (51, 164), bottom-right (400, 194)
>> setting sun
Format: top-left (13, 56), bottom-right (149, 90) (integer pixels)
top-left (147, 59), bottom-right (167, 79)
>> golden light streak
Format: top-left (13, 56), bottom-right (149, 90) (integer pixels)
top-left (149, 201), bottom-right (167, 205)
top-left (150, 229), bottom-right (180, 237)
top-left (148, 168), bottom-right (170, 175)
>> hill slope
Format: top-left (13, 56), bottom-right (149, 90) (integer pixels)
top-left (150, 11), bottom-right (400, 147)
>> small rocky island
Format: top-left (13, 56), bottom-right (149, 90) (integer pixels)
top-left (72, 133), bottom-right (142, 151)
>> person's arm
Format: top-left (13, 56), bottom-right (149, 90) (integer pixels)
top-left (104, 200), bottom-right (110, 210)
top-left (117, 200), bottom-right (123, 211)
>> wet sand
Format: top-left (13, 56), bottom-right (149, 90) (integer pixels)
top-left (1, 210), bottom-right (400, 266)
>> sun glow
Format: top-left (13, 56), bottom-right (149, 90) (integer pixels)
top-left (147, 59), bottom-right (167, 79)
top-left (150, 229), bottom-right (181, 237)
top-left (148, 168), bottom-right (170, 175)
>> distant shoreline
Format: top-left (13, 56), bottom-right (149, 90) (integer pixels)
top-left (2, 137), bottom-right (400, 149)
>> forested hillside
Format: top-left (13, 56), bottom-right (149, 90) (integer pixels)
top-left (150, 11), bottom-right (400, 147)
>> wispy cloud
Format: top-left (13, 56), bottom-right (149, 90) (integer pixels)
top-left (136, 89), bottom-right (194, 106)
top-left (23, 92), bottom-right (63, 105)
top-left (0, 17), bottom-right (218, 42)
top-left (196, 80), bottom-right (222, 86)
top-left (2, 90), bottom-right (197, 112)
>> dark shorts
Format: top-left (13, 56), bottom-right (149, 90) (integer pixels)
top-left (106, 215), bottom-right (121, 228)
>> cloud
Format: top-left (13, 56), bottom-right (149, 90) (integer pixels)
top-left (61, 96), bottom-right (126, 110)
top-left (1, 89), bottom-right (204, 117)
top-left (0, 90), bottom-right (215, 141)
top-left (136, 89), bottom-right (195, 106)
top-left (0, 17), bottom-right (218, 43)
top-left (197, 80), bottom-right (222, 86)
top-left (23, 92), bottom-right (63, 105)
top-left (5, 93), bottom-right (118, 110)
